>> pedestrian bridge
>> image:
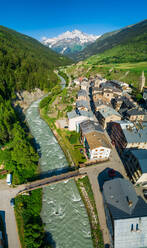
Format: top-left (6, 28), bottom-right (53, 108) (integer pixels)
top-left (18, 170), bottom-right (86, 195)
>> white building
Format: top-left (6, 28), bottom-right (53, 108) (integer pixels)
top-left (103, 178), bottom-right (147, 248)
top-left (84, 131), bottom-right (111, 160)
top-left (67, 110), bottom-right (94, 131)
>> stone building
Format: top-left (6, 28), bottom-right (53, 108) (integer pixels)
top-left (110, 121), bottom-right (147, 152)
top-left (125, 149), bottom-right (147, 184)
top-left (96, 106), bottom-right (121, 129)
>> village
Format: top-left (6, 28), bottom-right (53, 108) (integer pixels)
top-left (55, 71), bottom-right (147, 248)
top-left (1, 69), bottom-right (147, 248)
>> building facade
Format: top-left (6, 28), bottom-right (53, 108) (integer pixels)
top-left (96, 106), bottom-right (121, 129)
top-left (110, 121), bottom-right (147, 152)
top-left (125, 149), bottom-right (147, 185)
top-left (103, 178), bottom-right (147, 248)
top-left (83, 131), bottom-right (111, 160)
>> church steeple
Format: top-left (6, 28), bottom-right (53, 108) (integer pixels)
top-left (139, 71), bottom-right (145, 92)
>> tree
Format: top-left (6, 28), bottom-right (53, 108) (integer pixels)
top-left (24, 223), bottom-right (45, 248)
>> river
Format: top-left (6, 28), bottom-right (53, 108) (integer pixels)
top-left (26, 77), bottom-right (93, 248)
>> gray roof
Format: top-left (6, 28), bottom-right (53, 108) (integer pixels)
top-left (67, 110), bottom-right (78, 119)
top-left (81, 80), bottom-right (89, 86)
top-left (76, 100), bottom-right (89, 109)
top-left (103, 178), bottom-right (147, 220)
top-left (78, 110), bottom-right (94, 118)
top-left (77, 89), bottom-right (87, 97)
top-left (79, 120), bottom-right (104, 135)
top-left (98, 106), bottom-right (121, 118)
top-left (67, 109), bottom-right (94, 120)
top-left (131, 149), bottom-right (147, 173)
top-left (101, 82), bottom-right (122, 92)
top-left (92, 87), bottom-right (101, 91)
top-left (94, 100), bottom-right (112, 108)
top-left (109, 80), bottom-right (124, 88)
top-left (119, 107), bottom-right (128, 116)
top-left (120, 121), bottom-right (147, 144)
top-left (116, 96), bottom-right (136, 109)
top-left (126, 108), bottom-right (145, 116)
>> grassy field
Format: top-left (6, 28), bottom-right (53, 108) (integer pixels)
top-left (57, 129), bottom-right (87, 167)
top-left (65, 61), bottom-right (147, 88)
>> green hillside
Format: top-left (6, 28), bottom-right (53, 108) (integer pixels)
top-left (86, 33), bottom-right (147, 64)
top-left (0, 25), bottom-right (72, 100)
top-left (71, 19), bottom-right (147, 62)
top-left (0, 26), bottom-right (71, 185)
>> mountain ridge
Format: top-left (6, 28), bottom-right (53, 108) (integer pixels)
top-left (70, 19), bottom-right (147, 62)
top-left (42, 29), bottom-right (100, 55)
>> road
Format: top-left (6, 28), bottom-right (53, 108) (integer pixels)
top-left (0, 144), bottom-right (126, 248)
top-left (0, 170), bottom-right (85, 247)
top-left (0, 180), bottom-right (25, 248)
top-left (79, 140), bottom-right (128, 247)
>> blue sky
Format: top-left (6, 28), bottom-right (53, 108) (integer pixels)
top-left (0, 0), bottom-right (147, 40)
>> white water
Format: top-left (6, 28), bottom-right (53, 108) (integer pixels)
top-left (26, 82), bottom-right (93, 248)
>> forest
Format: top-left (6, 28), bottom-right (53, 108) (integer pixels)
top-left (0, 25), bottom-right (71, 98)
top-left (0, 100), bottom-right (39, 184)
top-left (0, 26), bottom-right (71, 184)
top-left (0, 25), bottom-right (72, 247)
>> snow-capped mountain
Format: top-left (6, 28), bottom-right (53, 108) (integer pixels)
top-left (42, 30), bottom-right (100, 55)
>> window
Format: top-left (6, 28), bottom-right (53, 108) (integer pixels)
top-left (131, 224), bottom-right (133, 231)
top-left (136, 224), bottom-right (139, 231)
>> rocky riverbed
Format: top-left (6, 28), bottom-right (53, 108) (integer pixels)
top-left (13, 88), bottom-right (44, 115)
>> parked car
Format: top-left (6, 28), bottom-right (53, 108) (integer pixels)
top-left (10, 198), bottom-right (15, 207)
top-left (6, 173), bottom-right (12, 186)
top-left (108, 169), bottom-right (116, 178)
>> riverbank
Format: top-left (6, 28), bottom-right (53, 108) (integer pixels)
top-left (40, 108), bottom-right (75, 166)
top-left (15, 189), bottom-right (50, 248)
top-left (14, 88), bottom-right (44, 113)
top-left (39, 82), bottom-right (103, 247)
top-left (14, 74), bottom-right (99, 247)
top-left (76, 176), bottom-right (104, 248)
top-left (26, 95), bottom-right (93, 248)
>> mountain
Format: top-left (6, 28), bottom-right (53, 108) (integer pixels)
top-left (0, 25), bottom-right (72, 100)
top-left (42, 29), bottom-right (99, 55)
top-left (72, 19), bottom-right (147, 62)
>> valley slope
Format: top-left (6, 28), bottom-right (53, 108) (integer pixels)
top-left (0, 25), bottom-right (72, 100)
top-left (71, 19), bottom-right (147, 62)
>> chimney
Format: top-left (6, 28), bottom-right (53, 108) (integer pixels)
top-left (126, 196), bottom-right (133, 207)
